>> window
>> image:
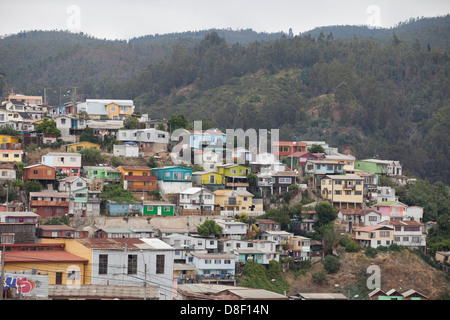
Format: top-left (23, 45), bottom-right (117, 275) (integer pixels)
top-left (355, 191), bottom-right (362, 195)
top-left (55, 272), bottom-right (63, 285)
top-left (334, 180), bottom-right (342, 185)
top-left (156, 255), bottom-right (165, 274)
top-left (334, 190), bottom-right (342, 195)
top-left (379, 231), bottom-right (390, 238)
top-left (214, 259), bottom-right (221, 264)
top-left (98, 254), bottom-right (108, 274)
top-left (279, 178), bottom-right (292, 184)
top-left (127, 254), bottom-right (137, 275)
top-left (345, 191), bottom-right (351, 195)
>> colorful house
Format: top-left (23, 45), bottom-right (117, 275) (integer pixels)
top-left (192, 171), bottom-right (224, 190)
top-left (104, 200), bottom-right (143, 217)
top-left (151, 166), bottom-right (193, 194)
top-left (354, 159), bottom-right (389, 180)
top-left (77, 99), bottom-right (135, 120)
top-left (41, 152), bottom-right (82, 177)
top-left (142, 200), bottom-right (176, 216)
top-left (188, 129), bottom-right (226, 149)
top-left (117, 165), bottom-right (157, 192)
top-left (29, 191), bottom-right (70, 217)
top-left (0, 134), bottom-right (20, 144)
top-left (216, 164), bottom-right (250, 190)
top-left (373, 201), bottom-right (408, 222)
top-left (273, 141), bottom-right (307, 158)
top-left (2, 243), bottom-right (89, 285)
top-left (65, 141), bottom-right (101, 153)
top-left (213, 189), bottom-right (260, 214)
top-left (353, 225), bottom-right (394, 248)
top-left (0, 149), bottom-right (23, 163)
top-left (23, 163), bottom-right (56, 189)
top-left (320, 174), bottom-right (365, 209)
top-left (291, 151), bottom-right (325, 168)
top-left (83, 166), bottom-right (122, 184)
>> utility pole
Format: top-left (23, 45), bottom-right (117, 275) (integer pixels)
top-left (1, 245), bottom-right (5, 300)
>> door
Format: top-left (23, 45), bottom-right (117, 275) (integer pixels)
top-left (157, 206), bottom-right (162, 215)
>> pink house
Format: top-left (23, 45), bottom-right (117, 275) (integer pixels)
top-left (373, 201), bottom-right (408, 222)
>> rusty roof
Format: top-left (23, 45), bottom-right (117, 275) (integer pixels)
top-left (5, 251), bottom-right (88, 263)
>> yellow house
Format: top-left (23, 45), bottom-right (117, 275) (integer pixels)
top-left (0, 134), bottom-right (20, 144)
top-left (65, 141), bottom-right (101, 153)
top-left (321, 174), bottom-right (364, 209)
top-left (192, 171), bottom-right (224, 186)
top-left (213, 189), bottom-right (259, 213)
top-left (325, 154), bottom-right (356, 172)
top-left (0, 149), bottom-right (23, 162)
top-left (4, 242), bottom-right (90, 285)
top-left (106, 102), bottom-right (133, 119)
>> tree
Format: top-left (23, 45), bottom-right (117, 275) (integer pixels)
top-left (308, 144), bottom-right (325, 154)
top-left (35, 117), bottom-right (61, 136)
top-left (322, 255), bottom-right (341, 274)
top-left (101, 183), bottom-right (138, 203)
top-left (314, 202), bottom-right (337, 229)
top-left (0, 124), bottom-right (21, 137)
top-left (123, 116), bottom-right (140, 129)
top-left (80, 127), bottom-right (97, 143)
top-left (196, 219), bottom-right (222, 238)
top-left (168, 113), bottom-right (191, 131)
top-left (25, 180), bottom-right (43, 194)
top-left (80, 148), bottom-right (106, 166)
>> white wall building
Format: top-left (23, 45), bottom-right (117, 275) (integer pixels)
top-left (179, 187), bottom-right (215, 211)
top-left (113, 144), bottom-right (139, 157)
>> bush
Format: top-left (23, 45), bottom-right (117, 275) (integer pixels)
top-left (365, 246), bottom-right (378, 258)
top-left (322, 255), bottom-right (341, 274)
top-left (312, 270), bottom-right (327, 283)
top-left (345, 241), bottom-right (361, 253)
top-left (389, 243), bottom-right (402, 252)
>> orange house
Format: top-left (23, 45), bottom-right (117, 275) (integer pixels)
top-left (117, 165), bottom-right (158, 192)
top-left (273, 141), bottom-right (307, 157)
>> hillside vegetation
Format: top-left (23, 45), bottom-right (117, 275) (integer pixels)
top-left (1, 16), bottom-right (449, 185)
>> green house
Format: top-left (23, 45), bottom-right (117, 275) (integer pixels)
top-left (354, 159), bottom-right (389, 181)
top-left (83, 166), bottom-right (122, 182)
top-left (143, 200), bottom-right (176, 216)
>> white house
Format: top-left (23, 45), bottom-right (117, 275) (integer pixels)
top-left (58, 176), bottom-right (88, 192)
top-left (219, 239), bottom-right (279, 265)
top-left (215, 218), bottom-right (247, 240)
top-left (41, 152), bottom-right (82, 176)
top-left (78, 237), bottom-right (175, 300)
top-left (186, 252), bottom-right (236, 277)
top-left (117, 128), bottom-right (169, 153)
top-left (162, 234), bottom-right (218, 262)
top-left (179, 187), bottom-right (215, 211)
top-left (113, 144), bottom-right (139, 157)
top-left (54, 115), bottom-right (73, 138)
top-left (260, 230), bottom-right (294, 251)
top-left (383, 220), bottom-right (426, 251)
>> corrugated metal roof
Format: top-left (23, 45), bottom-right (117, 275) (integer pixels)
top-left (49, 284), bottom-right (158, 300)
top-left (5, 251), bottom-right (88, 263)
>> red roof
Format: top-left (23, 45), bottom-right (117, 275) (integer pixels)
top-left (5, 251), bottom-right (88, 263)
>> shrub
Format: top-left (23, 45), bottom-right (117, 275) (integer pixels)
top-left (345, 241), bottom-right (361, 253)
top-left (365, 246), bottom-right (378, 258)
top-left (312, 270), bottom-right (327, 283)
top-left (388, 243), bottom-right (402, 252)
top-left (322, 255), bottom-right (341, 274)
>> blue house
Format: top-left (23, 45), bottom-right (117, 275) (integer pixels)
top-left (151, 166), bottom-right (193, 182)
top-left (151, 166), bottom-right (193, 194)
top-left (105, 200), bottom-right (143, 217)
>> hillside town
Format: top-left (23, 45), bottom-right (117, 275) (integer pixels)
top-left (0, 93), bottom-right (445, 301)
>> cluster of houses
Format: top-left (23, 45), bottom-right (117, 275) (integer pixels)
top-left (0, 93), bottom-right (439, 300)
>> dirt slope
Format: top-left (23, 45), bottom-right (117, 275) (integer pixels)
top-left (286, 249), bottom-right (450, 299)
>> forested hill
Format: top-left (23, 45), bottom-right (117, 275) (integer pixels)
top-left (114, 16), bottom-right (450, 185)
top-left (0, 16), bottom-right (449, 184)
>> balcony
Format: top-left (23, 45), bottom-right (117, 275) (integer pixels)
top-left (127, 184), bottom-right (158, 192)
top-left (30, 200), bottom-right (69, 207)
top-left (225, 182), bottom-right (249, 188)
top-left (123, 175), bottom-right (157, 181)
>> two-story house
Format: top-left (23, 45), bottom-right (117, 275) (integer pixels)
top-left (192, 171), bottom-right (224, 191)
top-left (273, 141), bottom-right (307, 167)
top-left (41, 152), bottom-right (82, 177)
top-left (117, 165), bottom-right (157, 192)
top-left (162, 234), bottom-right (218, 263)
top-left (29, 191), bottom-right (70, 217)
top-left (214, 218), bottom-right (247, 240)
top-left (179, 187), bottom-right (216, 214)
top-left (117, 128), bottom-right (169, 153)
top-left (213, 189), bottom-right (260, 216)
top-left (304, 160), bottom-right (345, 188)
top-left (354, 159), bottom-right (389, 181)
top-left (22, 163), bottom-right (56, 190)
top-left (271, 171), bottom-right (298, 194)
top-left (83, 165), bottom-right (122, 185)
top-left (151, 166), bottom-right (193, 194)
top-left (53, 237), bottom-right (175, 300)
top-left (0, 163), bottom-right (17, 181)
top-left (383, 220), bottom-right (426, 251)
top-left (186, 252), bottom-right (236, 281)
top-left (320, 174), bottom-right (364, 209)
top-left (216, 164), bottom-right (250, 190)
top-left (287, 236), bottom-right (311, 260)
top-left (77, 99), bottom-right (135, 120)
top-left (353, 225), bottom-right (394, 248)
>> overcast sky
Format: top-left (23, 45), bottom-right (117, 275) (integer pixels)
top-left (1, 0), bottom-right (449, 40)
